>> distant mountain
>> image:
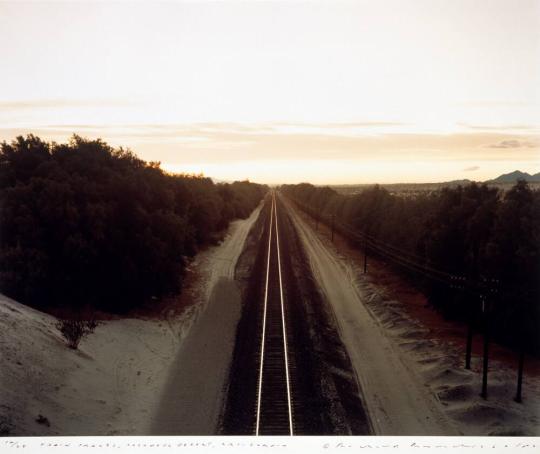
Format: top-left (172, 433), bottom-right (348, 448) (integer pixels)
top-left (444, 179), bottom-right (473, 185)
top-left (487, 170), bottom-right (540, 183)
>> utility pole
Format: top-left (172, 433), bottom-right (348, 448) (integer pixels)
top-left (450, 276), bottom-right (473, 370)
top-left (363, 236), bottom-right (368, 274)
top-left (465, 285), bottom-right (474, 370)
top-left (465, 316), bottom-right (474, 370)
top-left (515, 319), bottom-right (526, 403)
top-left (515, 349), bottom-right (525, 403)
top-left (480, 294), bottom-right (490, 399)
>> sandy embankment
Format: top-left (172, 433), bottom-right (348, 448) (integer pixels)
top-left (150, 203), bottom-right (263, 434)
top-left (0, 203), bottom-right (262, 436)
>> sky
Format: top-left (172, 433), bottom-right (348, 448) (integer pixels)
top-left (0, 0), bottom-right (539, 184)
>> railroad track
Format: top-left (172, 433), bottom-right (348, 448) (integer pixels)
top-left (222, 191), bottom-right (371, 435)
top-left (255, 191), bottom-right (295, 435)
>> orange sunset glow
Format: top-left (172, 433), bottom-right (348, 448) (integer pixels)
top-left (1, 0), bottom-right (539, 183)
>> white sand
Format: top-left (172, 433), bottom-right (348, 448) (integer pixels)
top-left (283, 195), bottom-right (540, 436)
top-left (150, 202), bottom-right (263, 434)
top-left (0, 203), bottom-right (262, 436)
top-left (0, 294), bottom-right (177, 435)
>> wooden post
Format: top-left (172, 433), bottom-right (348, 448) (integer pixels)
top-left (515, 349), bottom-right (525, 403)
top-left (363, 237), bottom-right (368, 274)
top-left (331, 215), bottom-right (335, 242)
top-left (480, 295), bottom-right (489, 399)
top-left (464, 290), bottom-right (474, 370)
top-left (465, 319), bottom-right (473, 370)
top-left (515, 321), bottom-right (525, 403)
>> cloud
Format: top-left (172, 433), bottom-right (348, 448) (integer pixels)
top-left (275, 121), bottom-right (406, 128)
top-left (2, 125), bottom-right (539, 167)
top-left (459, 123), bottom-right (536, 131)
top-left (463, 166), bottom-right (479, 171)
top-left (487, 139), bottom-right (538, 149)
top-left (0, 98), bottom-right (133, 110)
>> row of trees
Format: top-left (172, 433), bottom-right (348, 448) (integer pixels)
top-left (281, 181), bottom-right (540, 353)
top-left (0, 135), bottom-right (267, 314)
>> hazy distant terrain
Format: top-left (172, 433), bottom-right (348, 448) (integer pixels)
top-left (331, 171), bottom-right (540, 196)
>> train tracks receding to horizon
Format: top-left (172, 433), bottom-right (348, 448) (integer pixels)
top-left (255, 191), bottom-right (294, 436)
top-left (222, 190), bottom-right (370, 435)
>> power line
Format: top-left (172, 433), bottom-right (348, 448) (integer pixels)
top-left (287, 194), bottom-right (497, 296)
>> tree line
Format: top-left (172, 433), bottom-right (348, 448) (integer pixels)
top-left (0, 135), bottom-right (267, 314)
top-left (281, 181), bottom-right (540, 354)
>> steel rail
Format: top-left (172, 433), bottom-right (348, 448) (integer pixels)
top-left (274, 192), bottom-right (294, 435)
top-left (255, 194), bottom-right (274, 436)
